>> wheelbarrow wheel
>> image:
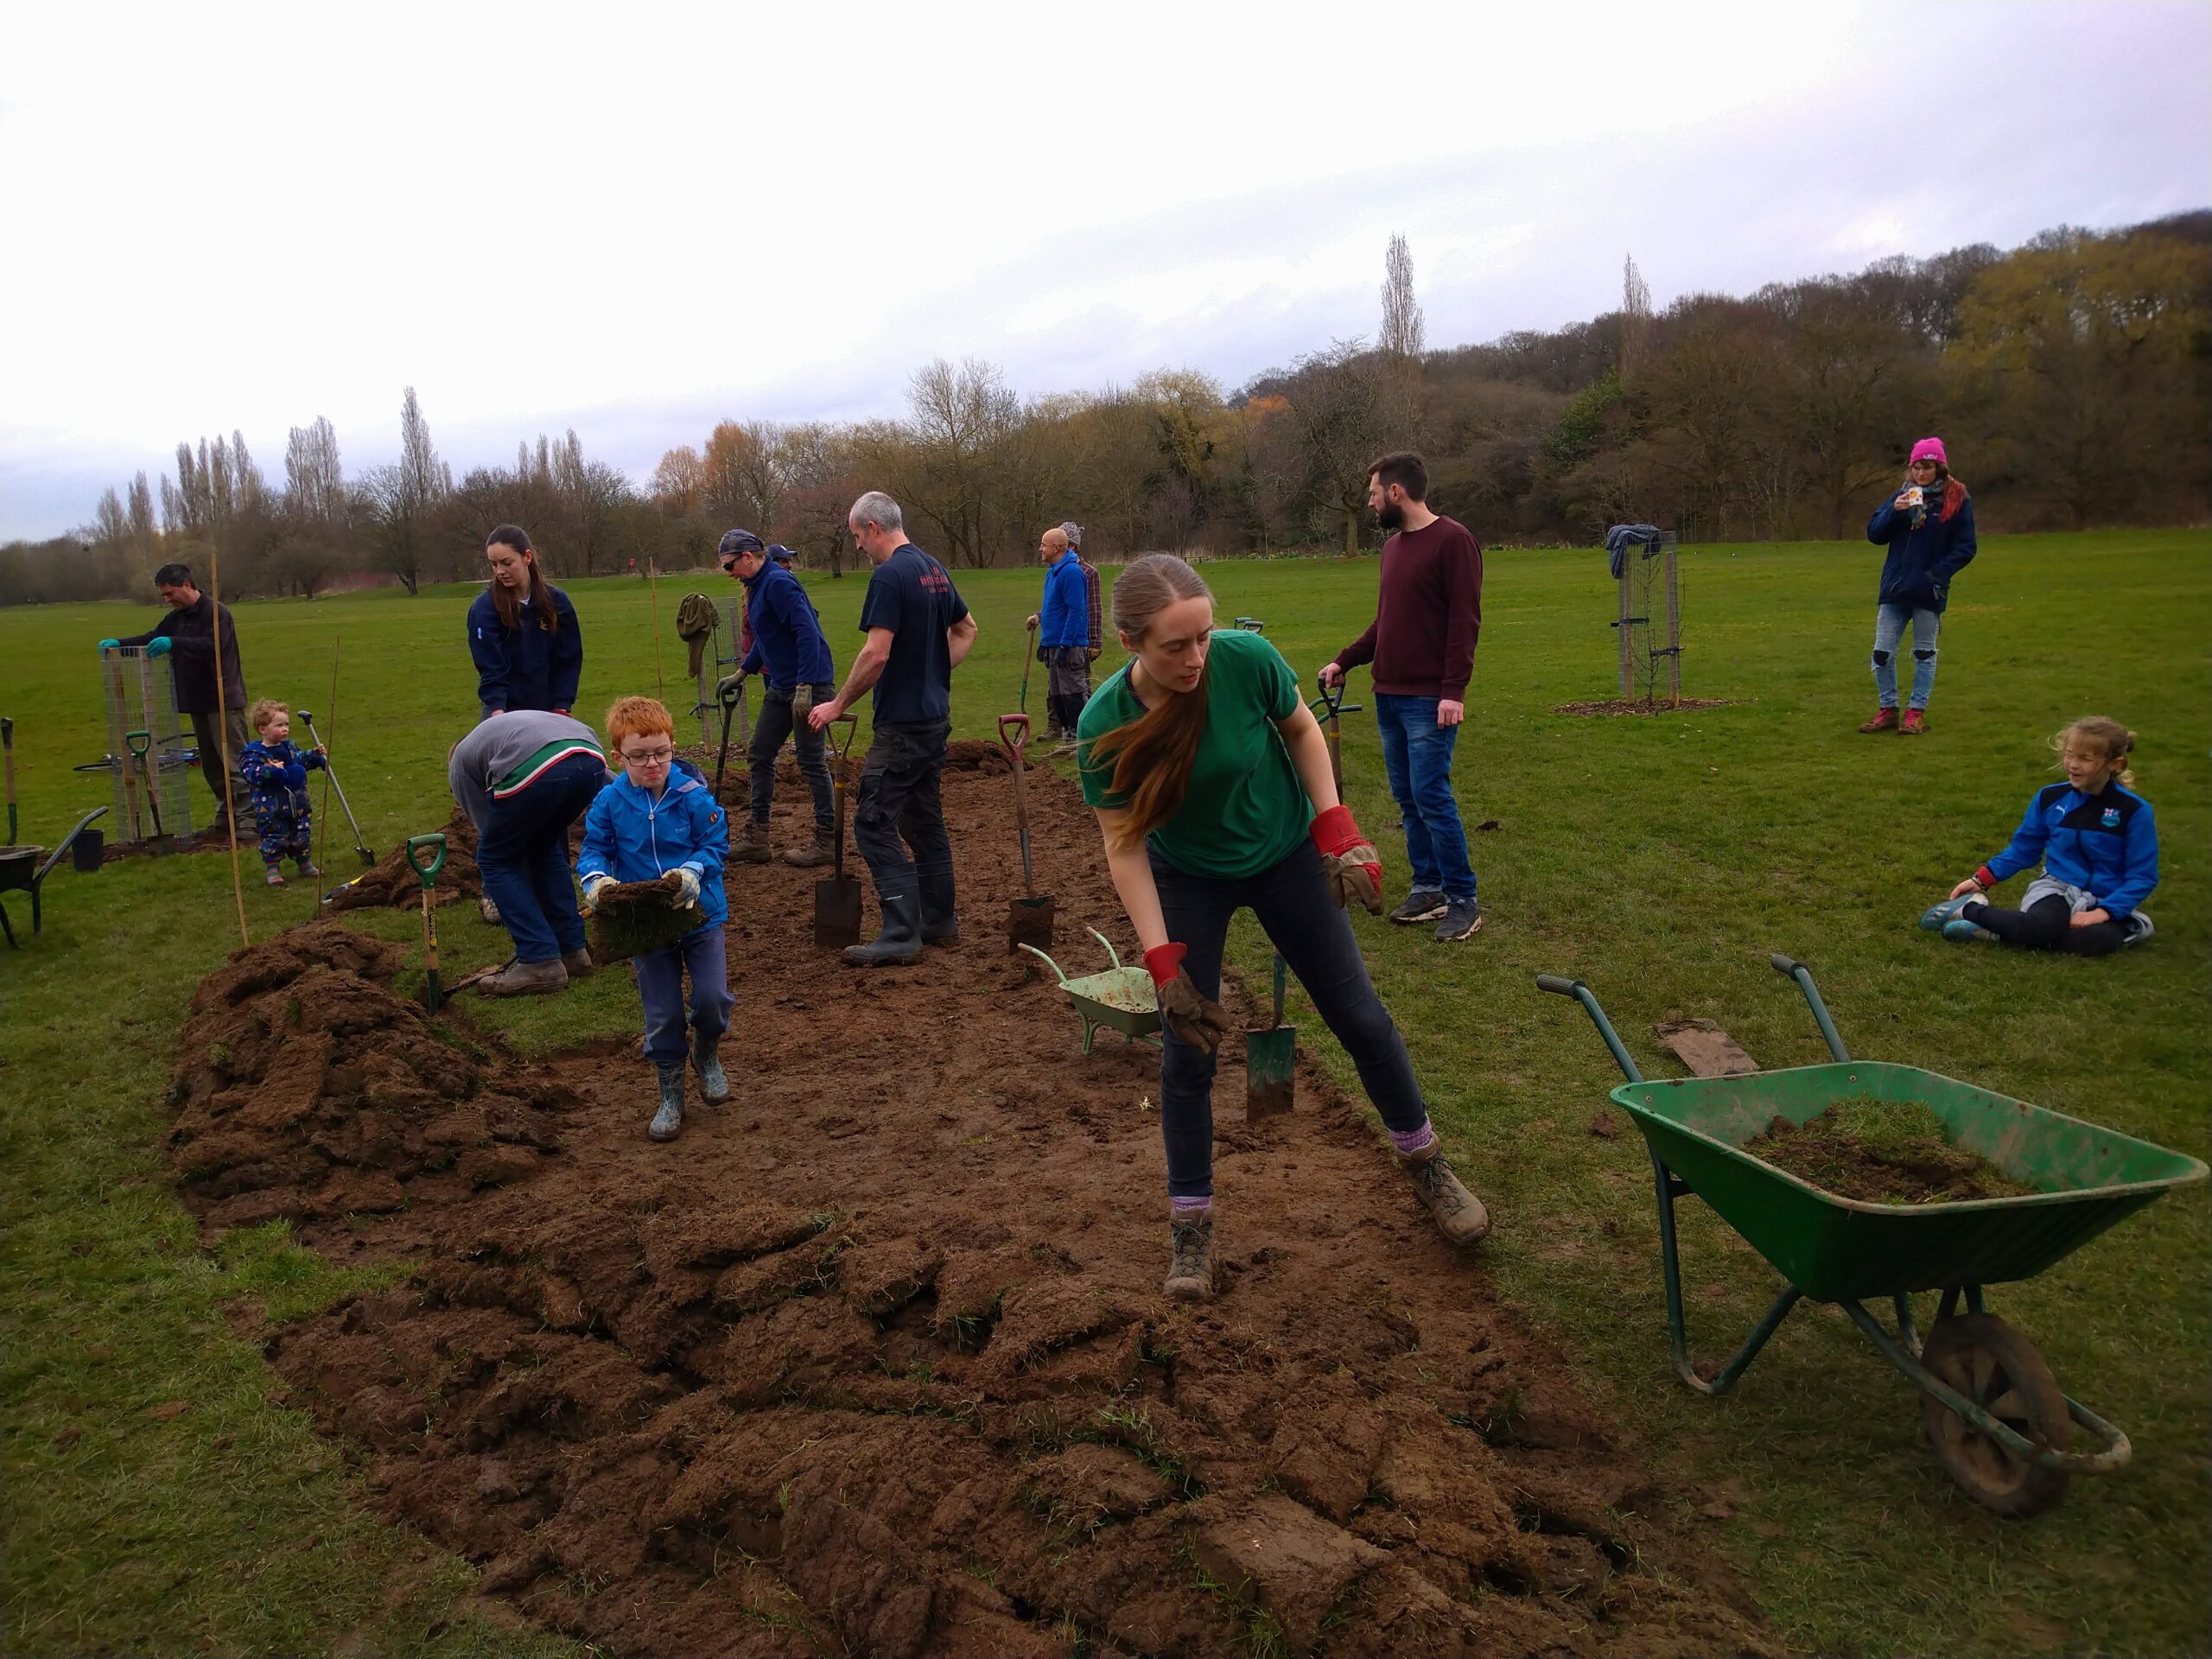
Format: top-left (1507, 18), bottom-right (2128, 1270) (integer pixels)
top-left (1919, 1313), bottom-right (2071, 1517)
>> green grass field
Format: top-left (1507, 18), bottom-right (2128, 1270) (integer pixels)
top-left (3, 531), bottom-right (2208, 1656)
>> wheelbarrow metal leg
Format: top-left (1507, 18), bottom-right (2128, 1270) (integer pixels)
top-left (1654, 1144), bottom-right (1802, 1395)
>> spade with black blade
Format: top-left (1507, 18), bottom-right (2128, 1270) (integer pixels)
top-left (1244, 953), bottom-right (1295, 1119)
top-left (997, 713), bottom-right (1056, 955)
top-left (812, 714), bottom-right (862, 949)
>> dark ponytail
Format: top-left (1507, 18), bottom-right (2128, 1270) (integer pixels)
top-left (1088, 554), bottom-right (1214, 849)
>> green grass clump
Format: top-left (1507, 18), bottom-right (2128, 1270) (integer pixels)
top-left (1748, 1096), bottom-right (2037, 1204)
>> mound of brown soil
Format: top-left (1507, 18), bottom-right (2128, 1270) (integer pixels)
top-left (1747, 1097), bottom-right (2034, 1205)
top-left (181, 767), bottom-right (1766, 1659)
top-left (168, 920), bottom-right (575, 1236)
top-left (321, 806), bottom-right (486, 912)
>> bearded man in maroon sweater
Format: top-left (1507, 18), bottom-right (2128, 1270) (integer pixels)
top-left (1319, 452), bottom-right (1485, 942)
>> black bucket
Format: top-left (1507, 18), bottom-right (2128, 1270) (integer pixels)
top-left (72, 828), bottom-right (105, 873)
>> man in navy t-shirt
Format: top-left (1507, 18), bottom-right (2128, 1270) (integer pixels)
top-left (810, 490), bottom-right (978, 965)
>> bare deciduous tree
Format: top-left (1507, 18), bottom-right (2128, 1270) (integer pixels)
top-left (1382, 233), bottom-right (1425, 359)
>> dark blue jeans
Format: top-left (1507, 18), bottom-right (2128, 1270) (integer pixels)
top-left (1152, 840), bottom-right (1429, 1200)
top-left (636, 922), bottom-right (734, 1065)
top-left (474, 751), bottom-right (601, 963)
top-left (1374, 693), bottom-right (1475, 901)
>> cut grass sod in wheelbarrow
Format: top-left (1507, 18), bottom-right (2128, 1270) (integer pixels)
top-left (1747, 1096), bottom-right (2036, 1204)
top-left (1536, 951), bottom-right (2208, 1518)
top-left (997, 712), bottom-right (1055, 955)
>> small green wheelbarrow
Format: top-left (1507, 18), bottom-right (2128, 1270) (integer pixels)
top-left (1021, 929), bottom-right (1160, 1055)
top-left (1539, 952), bottom-right (2207, 1517)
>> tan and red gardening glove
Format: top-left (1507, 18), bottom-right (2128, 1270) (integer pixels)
top-left (1310, 805), bottom-right (1382, 914)
top-left (1144, 943), bottom-right (1234, 1054)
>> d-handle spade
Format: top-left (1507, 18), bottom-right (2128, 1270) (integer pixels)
top-left (1309, 674), bottom-right (1363, 794)
top-left (712, 674), bottom-right (745, 802)
top-left (997, 713), bottom-right (1057, 956)
top-left (406, 832), bottom-right (448, 1011)
top-left (1244, 952), bottom-right (1296, 1119)
top-left (812, 714), bottom-right (863, 949)
top-left (125, 729), bottom-right (175, 855)
top-left (298, 710), bottom-right (373, 864)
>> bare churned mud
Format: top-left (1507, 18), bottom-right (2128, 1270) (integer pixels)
top-left (170, 760), bottom-right (1768, 1658)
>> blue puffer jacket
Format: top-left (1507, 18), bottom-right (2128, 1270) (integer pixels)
top-left (1038, 553), bottom-right (1089, 649)
top-left (467, 585), bottom-right (583, 713)
top-left (1982, 781), bottom-right (2158, 920)
top-left (576, 759), bottom-right (730, 928)
top-left (1866, 485), bottom-right (1976, 614)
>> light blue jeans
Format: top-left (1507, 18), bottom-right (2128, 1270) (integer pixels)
top-left (1872, 604), bottom-right (1940, 710)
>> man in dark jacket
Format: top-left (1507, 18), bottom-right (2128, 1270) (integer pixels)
top-left (717, 529), bottom-right (838, 866)
top-left (1860, 436), bottom-right (1977, 735)
top-left (1320, 452), bottom-right (1485, 944)
top-left (99, 562), bottom-right (249, 834)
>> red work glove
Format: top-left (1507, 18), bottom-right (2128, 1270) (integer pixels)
top-left (1310, 804), bottom-right (1382, 914)
top-left (1143, 943), bottom-right (1233, 1054)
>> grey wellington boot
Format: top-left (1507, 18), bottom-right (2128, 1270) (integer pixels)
top-left (691, 1029), bottom-right (728, 1102)
top-left (649, 1063), bottom-right (686, 1142)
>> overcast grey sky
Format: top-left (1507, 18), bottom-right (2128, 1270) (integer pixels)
top-left (3, 0), bottom-right (2206, 541)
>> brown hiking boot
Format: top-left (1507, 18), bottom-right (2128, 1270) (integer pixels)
top-left (563, 948), bottom-right (595, 979)
top-left (1398, 1141), bottom-right (1491, 1245)
top-left (1164, 1211), bottom-right (1215, 1301)
top-left (1859, 708), bottom-right (1899, 734)
top-left (730, 819), bottom-right (772, 864)
top-left (477, 957), bottom-right (569, 997)
top-left (782, 828), bottom-right (835, 868)
top-left (1899, 709), bottom-right (1927, 735)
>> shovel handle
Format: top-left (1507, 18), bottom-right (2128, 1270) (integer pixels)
top-left (405, 832), bottom-right (448, 885)
top-left (125, 728), bottom-right (151, 758)
top-left (998, 712), bottom-right (1030, 760)
top-left (828, 711), bottom-right (857, 763)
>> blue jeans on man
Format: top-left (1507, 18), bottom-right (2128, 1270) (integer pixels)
top-left (1373, 694), bottom-right (1476, 902)
top-left (474, 751), bottom-right (601, 963)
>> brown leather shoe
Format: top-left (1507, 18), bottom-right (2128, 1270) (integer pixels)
top-left (1399, 1141), bottom-right (1491, 1245)
top-left (477, 957), bottom-right (569, 997)
top-left (1164, 1211), bottom-right (1214, 1301)
top-left (562, 948), bottom-right (595, 979)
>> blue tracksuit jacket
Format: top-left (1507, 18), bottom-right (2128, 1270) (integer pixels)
top-left (1983, 782), bottom-right (2158, 919)
top-left (576, 759), bottom-right (730, 928)
top-left (1038, 554), bottom-right (1089, 649)
top-left (467, 585), bottom-right (583, 712)
top-left (1866, 488), bottom-right (1977, 614)
top-left (738, 561), bottom-right (836, 689)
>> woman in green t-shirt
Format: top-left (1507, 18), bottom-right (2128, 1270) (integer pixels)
top-left (1077, 554), bottom-right (1490, 1301)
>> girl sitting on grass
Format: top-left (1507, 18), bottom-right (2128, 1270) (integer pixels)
top-left (1921, 716), bottom-right (2157, 956)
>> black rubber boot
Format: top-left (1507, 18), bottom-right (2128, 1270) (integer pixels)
top-left (649, 1063), bottom-right (685, 1141)
top-left (843, 891), bottom-right (925, 967)
top-left (918, 864), bottom-right (959, 947)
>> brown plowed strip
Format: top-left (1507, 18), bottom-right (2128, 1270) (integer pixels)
top-left (173, 760), bottom-right (1769, 1659)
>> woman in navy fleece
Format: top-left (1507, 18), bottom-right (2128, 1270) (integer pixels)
top-left (467, 524), bottom-right (583, 721)
top-left (1860, 436), bottom-right (1976, 735)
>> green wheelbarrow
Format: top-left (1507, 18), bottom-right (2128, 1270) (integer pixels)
top-left (1021, 929), bottom-right (1161, 1055)
top-left (1538, 952), bottom-right (2207, 1518)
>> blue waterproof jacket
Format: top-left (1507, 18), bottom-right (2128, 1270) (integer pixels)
top-left (1039, 554), bottom-right (1089, 649)
top-left (1982, 782), bottom-right (2158, 919)
top-left (739, 561), bottom-right (836, 689)
top-left (576, 758), bottom-right (730, 928)
top-left (1866, 488), bottom-right (1976, 613)
top-left (467, 586), bottom-right (583, 712)
top-left (238, 738), bottom-right (327, 825)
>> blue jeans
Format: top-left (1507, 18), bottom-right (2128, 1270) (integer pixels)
top-left (1151, 841), bottom-right (1430, 1201)
top-left (474, 751), bottom-right (601, 963)
top-left (1373, 694), bottom-right (1476, 901)
top-left (635, 922), bottom-right (733, 1065)
top-left (1872, 605), bottom-right (1940, 709)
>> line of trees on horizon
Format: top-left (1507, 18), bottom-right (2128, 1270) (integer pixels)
top-left (4, 213), bottom-right (2204, 607)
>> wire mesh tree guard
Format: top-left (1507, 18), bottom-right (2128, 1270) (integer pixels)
top-left (1612, 530), bottom-right (1683, 707)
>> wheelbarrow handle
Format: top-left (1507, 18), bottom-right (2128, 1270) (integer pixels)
top-left (1768, 951), bottom-right (1851, 1062)
top-left (404, 832), bottom-right (448, 884)
top-left (1767, 952), bottom-right (1805, 976)
top-left (1535, 974), bottom-right (1580, 996)
top-left (1018, 942), bottom-right (1070, 984)
top-left (1532, 971), bottom-right (1645, 1084)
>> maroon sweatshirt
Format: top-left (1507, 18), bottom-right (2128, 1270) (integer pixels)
top-left (1332, 515), bottom-right (1484, 699)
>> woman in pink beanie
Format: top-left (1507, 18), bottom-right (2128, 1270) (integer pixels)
top-left (1860, 436), bottom-right (1976, 734)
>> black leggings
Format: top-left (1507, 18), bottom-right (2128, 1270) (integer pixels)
top-left (1965, 894), bottom-right (2127, 958)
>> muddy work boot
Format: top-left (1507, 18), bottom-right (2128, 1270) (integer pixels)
top-left (730, 818), bottom-right (773, 864)
top-left (562, 947), bottom-right (595, 979)
top-left (1398, 1141), bottom-right (1491, 1245)
top-left (691, 1029), bottom-right (728, 1101)
top-left (649, 1063), bottom-right (685, 1141)
top-left (843, 891), bottom-right (925, 967)
top-left (782, 827), bottom-right (835, 868)
top-left (478, 957), bottom-right (569, 997)
top-left (479, 893), bottom-right (503, 925)
top-left (1900, 709), bottom-right (1928, 735)
top-left (1859, 707), bottom-right (1900, 734)
top-left (1164, 1210), bottom-right (1214, 1301)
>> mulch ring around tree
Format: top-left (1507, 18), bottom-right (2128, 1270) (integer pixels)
top-left (169, 762), bottom-right (1771, 1659)
top-left (1553, 697), bottom-right (1744, 717)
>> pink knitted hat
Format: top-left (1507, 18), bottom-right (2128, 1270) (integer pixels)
top-left (1910, 436), bottom-right (1948, 467)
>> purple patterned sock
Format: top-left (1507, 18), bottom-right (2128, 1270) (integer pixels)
top-left (1170, 1195), bottom-right (1212, 1217)
top-left (1389, 1121), bottom-right (1438, 1156)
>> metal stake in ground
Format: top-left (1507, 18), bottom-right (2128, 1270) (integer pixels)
top-left (104, 651), bottom-right (143, 843)
top-left (1309, 674), bottom-right (1363, 793)
top-left (1244, 952), bottom-right (1295, 1119)
top-left (997, 713), bottom-right (1057, 955)
top-left (297, 709), bottom-right (372, 864)
top-left (3, 715), bottom-right (16, 846)
top-left (124, 730), bottom-right (175, 855)
top-left (406, 833), bottom-right (448, 1011)
top-left (813, 714), bottom-right (861, 948)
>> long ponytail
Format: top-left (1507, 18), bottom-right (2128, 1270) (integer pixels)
top-left (1089, 554), bottom-right (1213, 849)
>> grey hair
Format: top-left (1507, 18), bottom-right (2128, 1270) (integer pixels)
top-left (849, 490), bottom-right (904, 532)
